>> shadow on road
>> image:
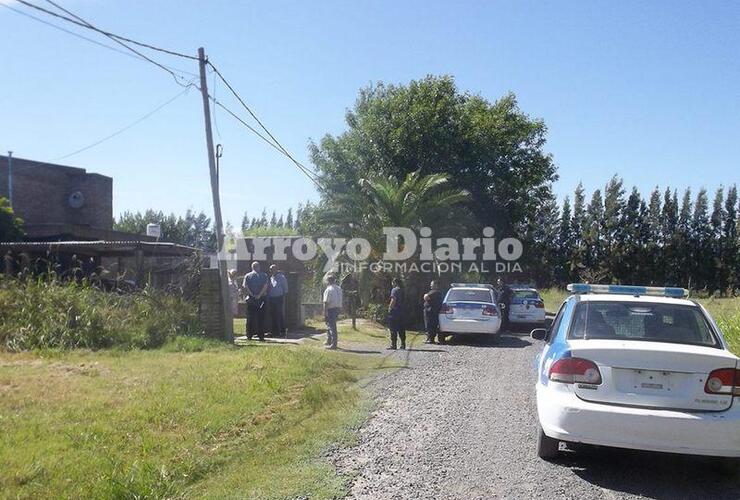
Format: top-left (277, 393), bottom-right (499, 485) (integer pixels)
top-left (443, 333), bottom-right (532, 348)
top-left (557, 445), bottom-right (739, 499)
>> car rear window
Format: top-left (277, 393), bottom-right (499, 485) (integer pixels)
top-left (568, 301), bottom-right (718, 347)
top-left (513, 290), bottom-right (539, 300)
top-left (446, 289), bottom-right (493, 303)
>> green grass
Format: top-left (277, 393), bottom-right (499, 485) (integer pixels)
top-left (539, 288), bottom-right (740, 356)
top-left (0, 332), bottom-right (395, 499)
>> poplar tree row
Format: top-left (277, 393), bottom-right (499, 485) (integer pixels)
top-left (525, 177), bottom-right (739, 294)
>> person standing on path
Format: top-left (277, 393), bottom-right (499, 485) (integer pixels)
top-left (243, 261), bottom-right (270, 341)
top-left (268, 264), bottom-right (289, 337)
top-left (423, 280), bottom-right (443, 344)
top-left (387, 277), bottom-right (406, 350)
top-left (227, 269), bottom-right (240, 317)
top-left (496, 277), bottom-right (513, 331)
top-left (323, 275), bottom-right (343, 350)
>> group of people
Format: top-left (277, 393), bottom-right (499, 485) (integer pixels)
top-left (320, 276), bottom-right (513, 351)
top-left (229, 261), bottom-right (289, 341)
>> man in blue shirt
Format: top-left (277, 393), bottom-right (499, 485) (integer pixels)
top-left (242, 261), bottom-right (270, 341)
top-left (268, 264), bottom-right (289, 337)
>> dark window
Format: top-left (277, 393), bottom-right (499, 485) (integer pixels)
top-left (513, 290), bottom-right (540, 300)
top-left (568, 301), bottom-right (718, 347)
top-left (446, 289), bottom-right (493, 303)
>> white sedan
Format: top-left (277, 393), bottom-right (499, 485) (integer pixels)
top-left (508, 287), bottom-right (547, 325)
top-left (438, 283), bottom-right (502, 336)
top-left (531, 284), bottom-right (740, 471)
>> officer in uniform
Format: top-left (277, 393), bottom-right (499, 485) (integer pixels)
top-left (423, 280), bottom-right (443, 344)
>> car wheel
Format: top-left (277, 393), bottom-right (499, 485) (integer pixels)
top-left (537, 426), bottom-right (560, 460)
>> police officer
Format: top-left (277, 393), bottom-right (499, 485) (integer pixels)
top-left (423, 280), bottom-right (443, 344)
top-left (496, 277), bottom-right (513, 330)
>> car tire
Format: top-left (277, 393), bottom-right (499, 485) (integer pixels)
top-left (537, 426), bottom-right (560, 460)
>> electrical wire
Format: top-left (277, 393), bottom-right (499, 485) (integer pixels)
top-left (15, 0), bottom-right (193, 86)
top-left (1, 2), bottom-right (197, 77)
top-left (12, 0), bottom-right (324, 192)
top-left (51, 83), bottom-right (196, 162)
top-left (207, 61), bottom-right (320, 179)
top-left (14, 0), bottom-right (196, 60)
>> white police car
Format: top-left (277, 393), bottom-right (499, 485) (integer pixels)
top-left (531, 284), bottom-right (740, 469)
top-left (439, 283), bottom-right (502, 336)
top-left (508, 287), bottom-right (547, 325)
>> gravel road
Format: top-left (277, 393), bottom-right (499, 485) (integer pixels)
top-left (332, 331), bottom-right (740, 499)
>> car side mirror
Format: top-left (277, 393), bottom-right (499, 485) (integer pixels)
top-left (498, 302), bottom-right (506, 310)
top-left (530, 328), bottom-right (548, 341)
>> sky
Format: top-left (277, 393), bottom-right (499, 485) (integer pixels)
top-left (2, 0), bottom-right (739, 228)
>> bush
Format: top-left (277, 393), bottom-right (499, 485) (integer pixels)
top-left (359, 302), bottom-right (387, 324)
top-left (0, 277), bottom-right (203, 351)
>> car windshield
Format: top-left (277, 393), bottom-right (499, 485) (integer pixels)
top-left (513, 290), bottom-right (539, 299)
top-left (446, 289), bottom-right (492, 303)
top-left (568, 301), bottom-right (718, 347)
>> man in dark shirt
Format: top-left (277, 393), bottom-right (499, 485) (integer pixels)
top-left (387, 277), bottom-right (406, 350)
top-left (496, 277), bottom-right (513, 331)
top-left (243, 261), bottom-right (270, 341)
top-left (423, 280), bottom-right (443, 344)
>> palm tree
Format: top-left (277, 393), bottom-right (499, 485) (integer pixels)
top-left (319, 171), bottom-right (470, 259)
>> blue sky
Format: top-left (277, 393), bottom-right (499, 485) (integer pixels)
top-left (2, 0), bottom-right (739, 227)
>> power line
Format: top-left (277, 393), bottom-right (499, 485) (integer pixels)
top-left (13, 0), bottom-right (196, 60)
top-left (209, 98), bottom-right (325, 191)
top-left (12, 0), bottom-right (324, 191)
top-left (1, 2), bottom-right (197, 77)
top-left (15, 0), bottom-right (193, 87)
top-left (207, 61), bottom-right (320, 179)
top-left (51, 83), bottom-right (196, 162)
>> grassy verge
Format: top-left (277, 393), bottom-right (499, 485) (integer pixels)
top-left (539, 288), bottom-right (740, 356)
top-left (0, 333), bottom-right (395, 499)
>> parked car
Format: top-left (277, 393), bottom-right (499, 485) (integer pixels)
top-left (508, 287), bottom-right (546, 325)
top-left (531, 284), bottom-right (740, 471)
top-left (439, 283), bottom-right (502, 337)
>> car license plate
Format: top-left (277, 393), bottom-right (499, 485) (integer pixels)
top-left (632, 370), bottom-right (672, 391)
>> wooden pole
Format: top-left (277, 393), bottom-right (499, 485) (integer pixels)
top-left (198, 47), bottom-right (233, 342)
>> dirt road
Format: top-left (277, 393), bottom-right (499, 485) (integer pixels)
top-left (332, 332), bottom-right (740, 499)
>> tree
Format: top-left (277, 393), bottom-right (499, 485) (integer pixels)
top-left (241, 211), bottom-right (250, 232)
top-left (723, 185), bottom-right (738, 292)
top-left (319, 171), bottom-right (470, 259)
top-left (557, 196), bottom-right (573, 283)
top-left (691, 189), bottom-right (711, 290)
top-left (285, 208), bottom-right (294, 229)
top-left (602, 176), bottom-right (625, 280)
top-left (114, 209), bottom-right (215, 251)
top-left (0, 197), bottom-right (24, 242)
top-left (310, 75), bottom-right (557, 234)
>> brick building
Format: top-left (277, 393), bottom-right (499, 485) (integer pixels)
top-left (0, 154), bottom-right (114, 240)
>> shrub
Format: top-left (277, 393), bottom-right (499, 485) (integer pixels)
top-left (359, 302), bottom-right (387, 324)
top-left (0, 277), bottom-right (202, 351)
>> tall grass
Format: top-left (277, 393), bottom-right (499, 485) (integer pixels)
top-left (0, 277), bottom-right (201, 351)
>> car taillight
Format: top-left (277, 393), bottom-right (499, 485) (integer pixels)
top-left (549, 357), bottom-right (602, 385)
top-left (535, 301), bottom-right (544, 309)
top-left (705, 368), bottom-right (740, 396)
top-left (482, 305), bottom-right (497, 316)
top-left (441, 304), bottom-right (454, 315)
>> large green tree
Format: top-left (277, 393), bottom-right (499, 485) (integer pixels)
top-left (309, 75), bottom-right (557, 234)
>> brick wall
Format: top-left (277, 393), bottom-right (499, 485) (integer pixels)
top-left (0, 156), bottom-right (112, 230)
top-left (199, 268), bottom-right (225, 338)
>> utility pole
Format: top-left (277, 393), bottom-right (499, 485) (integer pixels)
top-left (198, 47), bottom-right (233, 342)
top-left (7, 151), bottom-right (13, 207)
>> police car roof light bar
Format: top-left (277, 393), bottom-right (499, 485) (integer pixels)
top-left (566, 283), bottom-right (689, 298)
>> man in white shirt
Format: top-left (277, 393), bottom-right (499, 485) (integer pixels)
top-left (323, 275), bottom-right (343, 349)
